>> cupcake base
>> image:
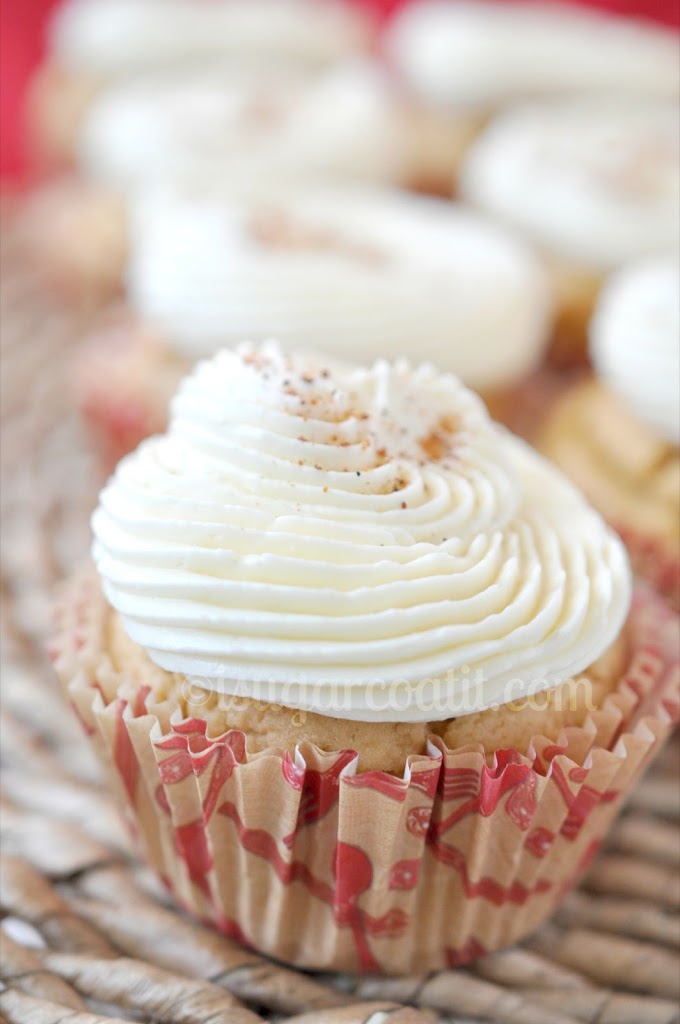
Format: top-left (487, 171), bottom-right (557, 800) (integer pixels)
top-left (26, 62), bottom-right (99, 171)
top-left (546, 258), bottom-right (603, 368)
top-left (52, 573), bottom-right (679, 975)
top-left (405, 107), bottom-right (485, 197)
top-left (541, 377), bottom-right (680, 609)
top-left (483, 366), bottom-right (575, 444)
top-left (19, 180), bottom-right (127, 307)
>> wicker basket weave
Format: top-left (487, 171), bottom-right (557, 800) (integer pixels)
top-left (1, 208), bottom-right (679, 1024)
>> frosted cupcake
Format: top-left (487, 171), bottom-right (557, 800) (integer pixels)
top-left (384, 0), bottom-right (679, 188)
top-left (25, 61), bottom-right (461, 303)
top-left (74, 183), bottom-right (553, 466)
top-left (386, 2), bottom-right (679, 108)
top-left (460, 99), bottom-right (680, 363)
top-left (28, 0), bottom-right (374, 170)
top-left (542, 258), bottom-right (680, 608)
top-left (52, 342), bottom-right (679, 974)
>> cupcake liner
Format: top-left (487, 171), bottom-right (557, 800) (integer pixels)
top-left (51, 574), bottom-right (679, 975)
top-left (616, 524), bottom-right (680, 612)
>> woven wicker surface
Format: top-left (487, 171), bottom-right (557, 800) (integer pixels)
top-left (1, 210), bottom-right (679, 1024)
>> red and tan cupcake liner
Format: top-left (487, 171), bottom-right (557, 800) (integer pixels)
top-left (50, 573), bottom-right (679, 975)
top-left (616, 524), bottom-right (680, 613)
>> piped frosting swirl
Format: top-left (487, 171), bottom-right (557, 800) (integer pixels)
top-left (93, 343), bottom-right (631, 722)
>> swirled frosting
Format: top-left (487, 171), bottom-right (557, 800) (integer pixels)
top-left (591, 258), bottom-right (680, 445)
top-left (51, 0), bottom-right (372, 78)
top-left (127, 183), bottom-right (552, 391)
top-left (461, 99), bottom-right (680, 269)
top-left (385, 1), bottom-right (679, 109)
top-left (78, 62), bottom-right (409, 190)
top-left (92, 343), bottom-right (631, 722)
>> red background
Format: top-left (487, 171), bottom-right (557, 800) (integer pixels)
top-left (1, 0), bottom-right (678, 183)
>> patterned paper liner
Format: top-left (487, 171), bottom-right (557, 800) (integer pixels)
top-left (50, 572), bottom-right (679, 975)
top-left (616, 524), bottom-right (680, 613)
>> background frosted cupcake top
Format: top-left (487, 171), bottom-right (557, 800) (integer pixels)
top-left (460, 99), bottom-right (680, 269)
top-left (385, 0), bottom-right (680, 109)
top-left (76, 61), bottom-right (418, 190)
top-left (126, 182), bottom-right (553, 391)
top-left (49, 0), bottom-right (374, 78)
top-left (591, 257), bottom-right (680, 445)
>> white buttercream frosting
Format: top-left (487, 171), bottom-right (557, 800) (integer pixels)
top-left (591, 258), bottom-right (680, 446)
top-left (77, 62), bottom-right (409, 189)
top-left (51, 0), bottom-right (372, 77)
top-left (92, 343), bottom-right (631, 722)
top-left (385, 0), bottom-right (680, 110)
top-left (127, 184), bottom-right (553, 391)
top-left (460, 99), bottom-right (680, 270)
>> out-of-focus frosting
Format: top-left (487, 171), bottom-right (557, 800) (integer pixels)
top-left (51, 0), bottom-right (372, 77)
top-left (92, 343), bottom-right (631, 722)
top-left (591, 258), bottom-right (680, 446)
top-left (127, 184), bottom-right (552, 391)
top-left (78, 62), bottom-right (409, 189)
top-left (460, 100), bottom-right (680, 270)
top-left (385, 1), bottom-right (680, 110)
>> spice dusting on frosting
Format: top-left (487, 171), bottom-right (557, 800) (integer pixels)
top-left (419, 416), bottom-right (458, 462)
top-left (249, 209), bottom-right (387, 264)
top-left (222, 344), bottom-right (463, 474)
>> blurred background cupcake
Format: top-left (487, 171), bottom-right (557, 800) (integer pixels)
top-left (73, 182), bottom-right (554, 467)
top-left (21, 58), bottom-right (469, 304)
top-left (460, 98), bottom-right (680, 363)
top-left (542, 257), bottom-right (680, 608)
top-left (26, 0), bottom-right (376, 171)
top-left (384, 0), bottom-right (679, 190)
top-left (19, 0), bottom-right (680, 317)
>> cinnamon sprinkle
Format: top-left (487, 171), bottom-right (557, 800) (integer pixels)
top-left (419, 415), bottom-right (458, 463)
top-left (249, 209), bottom-right (387, 264)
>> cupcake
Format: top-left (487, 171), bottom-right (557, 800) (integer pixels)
top-left (17, 178), bottom-right (128, 307)
top-left (459, 98), bottom-right (680, 364)
top-left (384, 0), bottom-right (679, 189)
top-left (25, 60), bottom-right (462, 303)
top-left (542, 258), bottom-right (680, 609)
top-left (74, 183), bottom-right (554, 466)
top-left (52, 342), bottom-right (679, 974)
top-left (28, 0), bottom-right (374, 170)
